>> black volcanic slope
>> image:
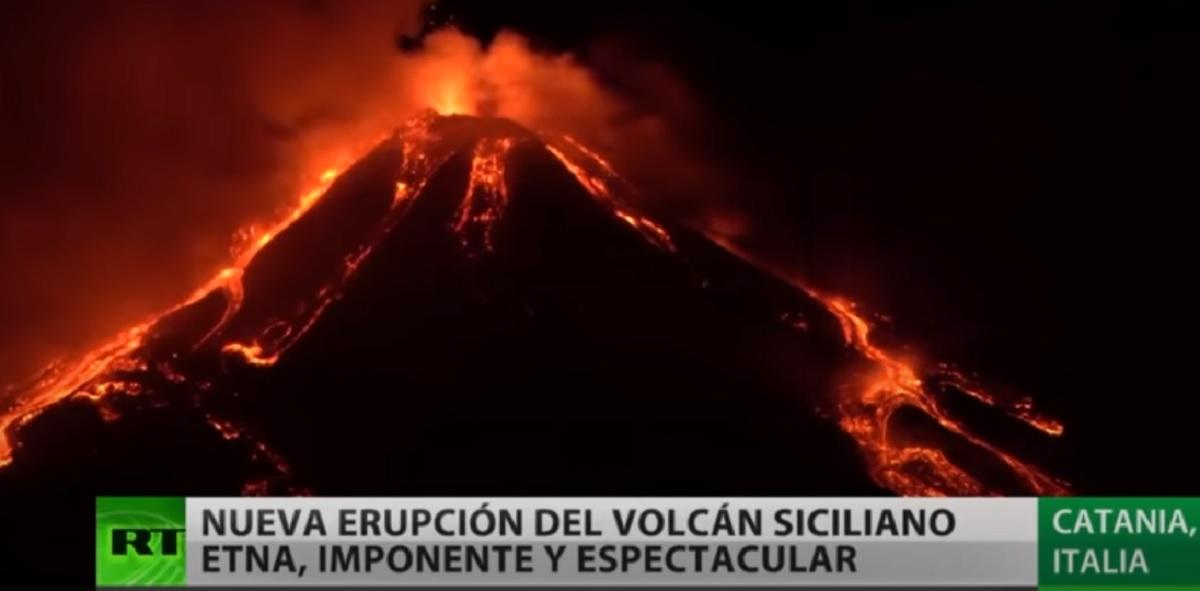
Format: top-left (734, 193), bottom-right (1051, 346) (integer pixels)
top-left (245, 130), bottom-right (873, 495)
top-left (0, 115), bottom-right (882, 496)
top-left (0, 114), bottom-right (1077, 587)
top-left (2, 114), bottom-right (1070, 506)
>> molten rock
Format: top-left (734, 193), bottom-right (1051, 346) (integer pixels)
top-left (0, 113), bottom-right (1065, 498)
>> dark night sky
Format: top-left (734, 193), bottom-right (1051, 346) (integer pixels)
top-left (440, 0), bottom-right (1200, 490)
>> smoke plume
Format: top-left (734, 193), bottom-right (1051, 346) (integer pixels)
top-left (0, 1), bottom-right (723, 382)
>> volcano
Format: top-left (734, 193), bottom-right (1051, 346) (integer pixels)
top-left (0, 113), bottom-right (1066, 498)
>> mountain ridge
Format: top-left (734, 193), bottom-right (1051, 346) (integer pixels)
top-left (0, 113), bottom-right (1065, 498)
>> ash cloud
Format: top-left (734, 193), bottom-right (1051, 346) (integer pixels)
top-left (0, 2), bottom-right (729, 382)
top-left (396, 29), bottom-right (743, 235)
top-left (0, 0), bottom-right (426, 379)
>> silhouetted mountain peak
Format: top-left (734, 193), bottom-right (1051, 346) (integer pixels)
top-left (0, 114), bottom-right (1066, 499)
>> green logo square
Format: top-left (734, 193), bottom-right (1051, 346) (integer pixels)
top-left (96, 496), bottom-right (186, 587)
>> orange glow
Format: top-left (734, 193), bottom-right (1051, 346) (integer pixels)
top-left (432, 88), bottom-right (475, 117)
top-left (824, 297), bottom-right (1066, 495)
top-left (404, 32), bottom-right (481, 117)
top-left (451, 123), bottom-right (1065, 496)
top-left (563, 135), bottom-right (620, 177)
top-left (0, 111), bottom-right (450, 471)
top-left (220, 342), bottom-right (280, 368)
top-left (0, 99), bottom-right (1067, 498)
top-left (398, 29), bottom-right (620, 125)
top-left (704, 235), bottom-right (1068, 496)
top-left (204, 413), bottom-right (295, 495)
top-left (454, 137), bottom-right (515, 253)
top-left (0, 139), bottom-right (364, 466)
top-left (935, 365), bottom-right (1065, 437)
top-left (212, 115), bottom-right (447, 371)
top-left (543, 139), bottom-right (676, 253)
top-left (0, 26), bottom-right (689, 481)
top-left (0, 115), bottom-right (450, 468)
top-left (0, 323), bottom-right (153, 466)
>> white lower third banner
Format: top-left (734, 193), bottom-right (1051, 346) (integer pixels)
top-left (96, 497), bottom-right (1039, 587)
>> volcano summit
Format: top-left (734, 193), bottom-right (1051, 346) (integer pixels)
top-left (0, 113), bottom-right (1066, 497)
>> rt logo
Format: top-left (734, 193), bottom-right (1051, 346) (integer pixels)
top-left (111, 526), bottom-right (185, 556)
top-left (96, 497), bottom-right (187, 587)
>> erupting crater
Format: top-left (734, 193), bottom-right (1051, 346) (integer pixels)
top-left (0, 113), bottom-right (1066, 497)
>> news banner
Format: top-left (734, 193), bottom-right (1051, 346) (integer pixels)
top-left (95, 497), bottom-right (1200, 590)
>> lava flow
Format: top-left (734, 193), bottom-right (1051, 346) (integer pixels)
top-left (0, 112), bottom-right (445, 472)
top-left (0, 109), bottom-right (1066, 497)
top-left (543, 135), bottom-right (676, 253)
top-left (0, 155), bottom-right (348, 468)
top-left (454, 137), bottom-right (515, 254)
top-left (550, 133), bottom-right (1068, 497)
top-left (821, 297), bottom-right (1066, 495)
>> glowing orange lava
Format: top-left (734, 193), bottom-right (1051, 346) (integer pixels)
top-left (543, 137), bottom-right (676, 253)
top-left (535, 134), bottom-right (1065, 495)
top-left (0, 111), bottom-right (460, 472)
top-left (0, 140), bottom-right (369, 467)
top-left (219, 114), bottom-right (445, 370)
top-left (704, 235), bottom-right (1068, 496)
top-left (454, 137), bottom-right (515, 253)
top-left (0, 109), bottom-right (1067, 498)
top-left (205, 413), bottom-right (297, 495)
